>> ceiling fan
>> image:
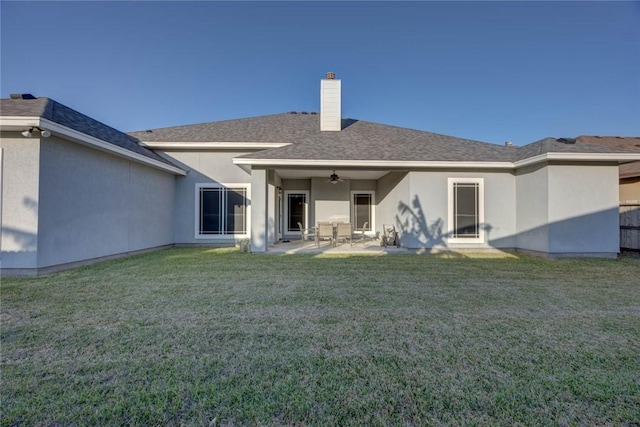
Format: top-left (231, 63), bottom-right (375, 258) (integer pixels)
top-left (327, 170), bottom-right (344, 184)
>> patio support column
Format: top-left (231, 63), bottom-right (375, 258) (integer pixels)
top-left (251, 167), bottom-right (269, 252)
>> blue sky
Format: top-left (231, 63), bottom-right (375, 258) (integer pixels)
top-left (1, 1), bottom-right (639, 146)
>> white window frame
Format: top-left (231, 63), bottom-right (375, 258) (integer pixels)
top-left (447, 178), bottom-right (484, 243)
top-left (195, 183), bottom-right (251, 239)
top-left (283, 190), bottom-right (309, 234)
top-left (350, 190), bottom-right (375, 233)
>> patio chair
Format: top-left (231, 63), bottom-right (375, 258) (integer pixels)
top-left (334, 222), bottom-right (352, 246)
top-left (351, 222), bottom-right (368, 246)
top-left (297, 222), bottom-right (315, 247)
top-left (381, 224), bottom-right (400, 248)
top-left (316, 222), bottom-right (334, 247)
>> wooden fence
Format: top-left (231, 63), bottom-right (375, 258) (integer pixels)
top-left (620, 201), bottom-right (640, 253)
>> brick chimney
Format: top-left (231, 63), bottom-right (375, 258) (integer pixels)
top-left (320, 72), bottom-right (341, 131)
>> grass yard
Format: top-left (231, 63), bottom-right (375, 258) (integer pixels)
top-left (1, 248), bottom-right (639, 426)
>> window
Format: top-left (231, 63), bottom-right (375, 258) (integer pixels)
top-left (351, 191), bottom-right (374, 231)
top-left (284, 191), bottom-right (309, 233)
top-left (448, 178), bottom-right (484, 243)
top-left (196, 183), bottom-right (250, 238)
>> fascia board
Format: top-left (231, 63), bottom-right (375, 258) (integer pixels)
top-left (232, 158), bottom-right (514, 169)
top-left (139, 141), bottom-right (291, 150)
top-left (0, 116), bottom-right (42, 129)
top-left (236, 153), bottom-right (640, 170)
top-left (514, 152), bottom-right (640, 168)
top-left (38, 118), bottom-right (186, 176)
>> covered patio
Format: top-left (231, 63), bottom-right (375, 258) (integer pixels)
top-left (243, 163), bottom-right (402, 253)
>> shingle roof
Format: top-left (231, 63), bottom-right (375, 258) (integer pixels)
top-left (130, 113), bottom-right (640, 164)
top-left (130, 113), bottom-right (516, 162)
top-left (129, 112), bottom-right (325, 144)
top-left (512, 137), bottom-right (636, 162)
top-left (6, 98), bottom-right (637, 167)
top-left (576, 136), bottom-right (640, 178)
top-left (0, 97), bottom-right (175, 166)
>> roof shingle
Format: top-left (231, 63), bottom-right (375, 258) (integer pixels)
top-left (576, 135), bottom-right (640, 178)
top-left (130, 113), bottom-right (639, 164)
top-left (1, 97), bottom-right (175, 166)
top-left (130, 113), bottom-right (516, 162)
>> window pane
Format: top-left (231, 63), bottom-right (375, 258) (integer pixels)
top-left (454, 183), bottom-right (478, 238)
top-left (201, 188), bottom-right (222, 234)
top-left (354, 194), bottom-right (372, 230)
top-left (456, 185), bottom-right (476, 215)
top-left (225, 188), bottom-right (247, 234)
top-left (288, 194), bottom-right (306, 230)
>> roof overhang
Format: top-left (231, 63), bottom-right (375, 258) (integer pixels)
top-left (514, 152), bottom-right (640, 168)
top-left (234, 152), bottom-right (640, 172)
top-left (232, 158), bottom-right (515, 169)
top-left (0, 116), bottom-right (186, 176)
top-left (139, 141), bottom-right (291, 150)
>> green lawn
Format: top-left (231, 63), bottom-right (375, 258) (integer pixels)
top-left (2, 248), bottom-right (639, 426)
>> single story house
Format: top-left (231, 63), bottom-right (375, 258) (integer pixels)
top-left (2, 73), bottom-right (640, 275)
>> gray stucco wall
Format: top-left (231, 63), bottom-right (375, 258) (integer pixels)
top-left (546, 163), bottom-right (619, 255)
top-left (0, 133), bottom-right (41, 268)
top-left (395, 170), bottom-right (516, 250)
top-left (36, 137), bottom-right (175, 268)
top-left (160, 151), bottom-right (251, 244)
top-left (515, 164), bottom-right (549, 253)
top-left (312, 177), bottom-right (351, 224)
top-left (376, 172), bottom-right (410, 238)
top-left (515, 163), bottom-right (620, 256)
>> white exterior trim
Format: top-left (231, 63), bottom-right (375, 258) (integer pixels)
top-left (39, 118), bottom-right (186, 176)
top-left (514, 152), bottom-right (640, 168)
top-left (447, 177), bottom-right (485, 244)
top-left (140, 141), bottom-right (291, 150)
top-left (0, 116), bottom-right (186, 176)
top-left (194, 182), bottom-right (251, 240)
top-left (351, 190), bottom-right (376, 234)
top-left (0, 116), bottom-right (42, 127)
top-left (235, 153), bottom-right (640, 170)
top-left (233, 153), bottom-right (640, 169)
top-left (283, 190), bottom-right (309, 235)
top-left (233, 158), bottom-right (515, 169)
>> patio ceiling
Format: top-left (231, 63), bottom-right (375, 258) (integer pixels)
top-left (275, 168), bottom-right (391, 180)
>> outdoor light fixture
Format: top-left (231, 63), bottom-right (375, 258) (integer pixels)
top-left (20, 127), bottom-right (50, 138)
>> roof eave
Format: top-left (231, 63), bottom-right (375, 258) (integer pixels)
top-left (0, 116), bottom-right (186, 176)
top-left (514, 152), bottom-right (640, 168)
top-left (0, 116), bottom-right (42, 129)
top-left (232, 158), bottom-right (515, 169)
top-left (139, 141), bottom-right (292, 150)
top-left (235, 152), bottom-right (640, 170)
